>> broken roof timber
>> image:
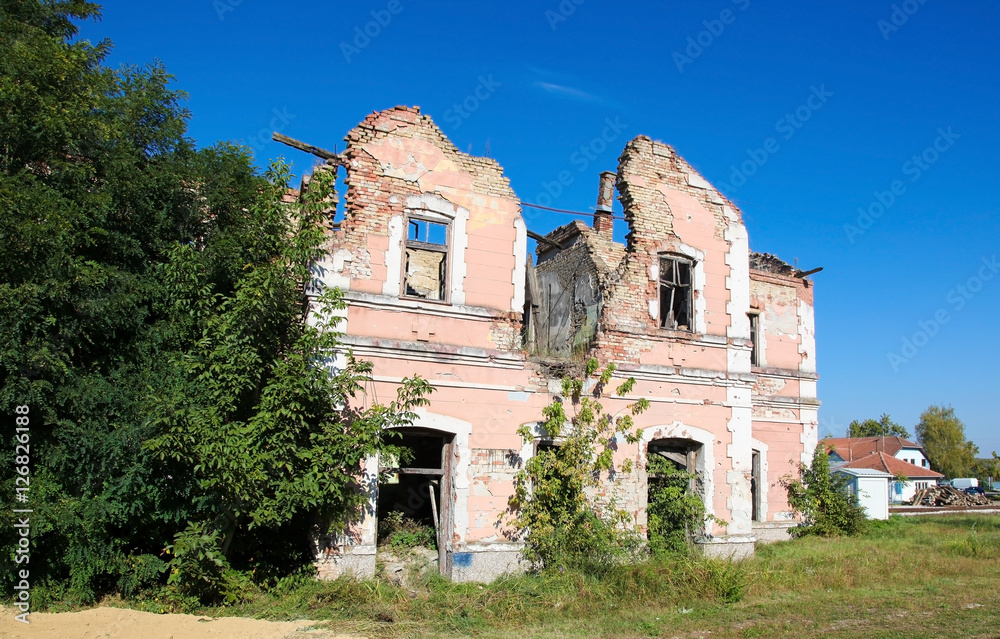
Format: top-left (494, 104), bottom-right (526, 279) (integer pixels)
top-left (272, 132), bottom-right (342, 162)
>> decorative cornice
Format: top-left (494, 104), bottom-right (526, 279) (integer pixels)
top-left (340, 335), bottom-right (525, 370)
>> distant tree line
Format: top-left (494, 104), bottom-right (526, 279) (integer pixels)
top-left (846, 406), bottom-right (997, 485)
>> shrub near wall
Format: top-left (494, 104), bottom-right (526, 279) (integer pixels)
top-left (783, 444), bottom-right (867, 537)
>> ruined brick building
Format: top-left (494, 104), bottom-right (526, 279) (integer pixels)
top-left (302, 106), bottom-right (819, 582)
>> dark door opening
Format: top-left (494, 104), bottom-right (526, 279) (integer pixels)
top-left (377, 430), bottom-right (453, 575)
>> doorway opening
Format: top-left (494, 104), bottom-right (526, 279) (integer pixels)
top-left (646, 438), bottom-right (704, 554)
top-left (376, 430), bottom-right (452, 575)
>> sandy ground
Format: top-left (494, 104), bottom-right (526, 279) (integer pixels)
top-left (0, 606), bottom-right (364, 639)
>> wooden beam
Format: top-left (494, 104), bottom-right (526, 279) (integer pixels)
top-left (392, 467), bottom-right (445, 475)
top-left (794, 266), bottom-right (824, 278)
top-left (526, 229), bottom-right (562, 250)
top-left (271, 132), bottom-right (340, 161)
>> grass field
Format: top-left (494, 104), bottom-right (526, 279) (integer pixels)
top-left (208, 514), bottom-right (1000, 638)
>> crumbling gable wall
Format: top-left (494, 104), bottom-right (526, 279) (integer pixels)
top-left (529, 137), bottom-right (764, 549)
top-left (313, 107), bottom-right (553, 583)
top-left (595, 136), bottom-right (751, 364)
top-left (321, 106), bottom-right (527, 352)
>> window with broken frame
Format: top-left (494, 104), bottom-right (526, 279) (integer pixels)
top-left (748, 311), bottom-right (762, 366)
top-left (659, 255), bottom-right (694, 331)
top-left (404, 217), bottom-right (449, 301)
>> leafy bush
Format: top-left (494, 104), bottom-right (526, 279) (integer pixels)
top-left (163, 521), bottom-right (256, 607)
top-left (782, 444), bottom-right (867, 537)
top-left (164, 522), bottom-right (230, 606)
top-left (646, 454), bottom-right (710, 555)
top-left (118, 554), bottom-right (168, 599)
top-left (508, 359), bottom-right (648, 574)
top-left (219, 568), bottom-right (257, 605)
top-left (377, 511), bottom-right (437, 550)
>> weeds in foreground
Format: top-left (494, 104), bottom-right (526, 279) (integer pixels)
top-left (210, 554), bottom-right (752, 635)
top-left (946, 522), bottom-right (1000, 558)
top-left (21, 516), bottom-right (1000, 639)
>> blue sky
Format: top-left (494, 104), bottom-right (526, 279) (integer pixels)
top-left (83, 1), bottom-right (1000, 454)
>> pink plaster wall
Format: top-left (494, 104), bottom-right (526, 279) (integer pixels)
top-left (751, 273), bottom-right (809, 372)
top-left (752, 417), bottom-right (805, 519)
top-left (316, 110), bottom-right (816, 562)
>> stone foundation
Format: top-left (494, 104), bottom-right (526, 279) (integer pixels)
top-left (752, 521), bottom-right (798, 544)
top-left (316, 544), bottom-right (527, 583)
top-left (450, 544), bottom-right (528, 582)
top-left (315, 545), bottom-right (376, 580)
top-left (696, 535), bottom-right (756, 560)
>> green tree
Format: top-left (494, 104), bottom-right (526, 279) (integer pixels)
top-left (508, 359), bottom-right (648, 574)
top-left (0, 1), bottom-right (429, 604)
top-left (972, 453), bottom-right (999, 491)
top-left (0, 0), bottom-right (222, 601)
top-left (146, 167), bottom-right (433, 593)
top-left (847, 413), bottom-right (910, 439)
top-left (915, 405), bottom-right (978, 479)
top-left (782, 444), bottom-right (867, 537)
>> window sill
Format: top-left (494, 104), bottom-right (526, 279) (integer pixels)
top-left (400, 295), bottom-right (451, 306)
top-left (658, 327), bottom-right (697, 338)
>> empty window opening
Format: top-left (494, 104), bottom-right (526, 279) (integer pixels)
top-left (331, 166), bottom-right (347, 226)
top-left (404, 218), bottom-right (449, 301)
top-left (535, 440), bottom-right (559, 456)
top-left (533, 440), bottom-right (563, 483)
top-left (751, 450), bottom-right (762, 521)
top-left (748, 312), bottom-right (761, 367)
top-left (647, 439), bottom-right (704, 554)
top-left (659, 256), bottom-right (693, 331)
top-left (377, 431), bottom-right (452, 573)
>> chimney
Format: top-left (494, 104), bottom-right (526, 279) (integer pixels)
top-left (593, 171), bottom-right (615, 235)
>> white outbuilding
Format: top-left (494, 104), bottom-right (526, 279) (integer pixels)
top-left (834, 467), bottom-right (891, 520)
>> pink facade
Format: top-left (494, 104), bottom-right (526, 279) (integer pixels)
top-left (307, 107), bottom-right (819, 581)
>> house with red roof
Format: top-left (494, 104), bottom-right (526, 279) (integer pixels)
top-left (822, 437), bottom-right (944, 503)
